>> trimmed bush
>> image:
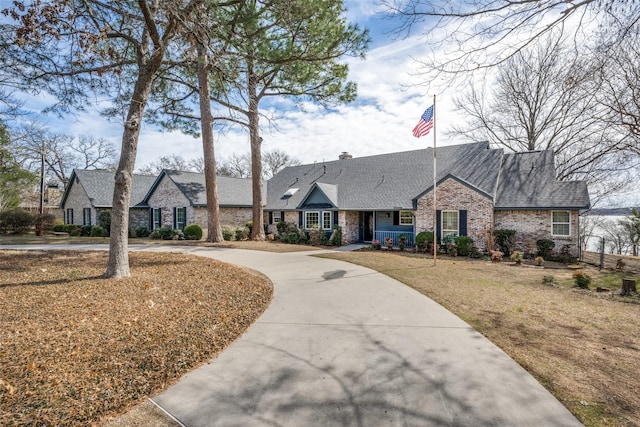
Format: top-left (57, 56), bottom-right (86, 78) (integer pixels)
top-left (536, 239), bottom-right (555, 259)
top-left (415, 231), bottom-right (435, 251)
top-left (276, 221), bottom-right (288, 235)
top-left (157, 226), bottom-right (176, 240)
top-left (308, 226), bottom-right (328, 246)
top-left (573, 271), bottom-right (591, 289)
top-left (135, 227), bottom-right (150, 238)
top-left (510, 250), bottom-right (523, 264)
top-left (493, 229), bottom-right (516, 256)
top-left (454, 236), bottom-right (474, 257)
top-left (235, 227), bottom-right (249, 241)
top-left (90, 226), bottom-right (105, 237)
top-left (222, 226), bottom-right (235, 241)
top-left (0, 209), bottom-right (36, 234)
top-left (80, 225), bottom-right (93, 237)
top-left (330, 225), bottom-right (342, 246)
top-left (183, 224), bottom-right (203, 240)
top-left (53, 223), bottom-right (81, 236)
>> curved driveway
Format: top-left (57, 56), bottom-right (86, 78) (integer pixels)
top-left (2, 245), bottom-right (582, 426)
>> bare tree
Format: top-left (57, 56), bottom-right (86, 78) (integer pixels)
top-left (262, 149), bottom-right (301, 178)
top-left (383, 0), bottom-right (640, 85)
top-left (601, 219), bottom-right (630, 255)
top-left (137, 154), bottom-right (192, 175)
top-left (218, 153), bottom-right (251, 178)
top-left (450, 33), bottom-right (634, 203)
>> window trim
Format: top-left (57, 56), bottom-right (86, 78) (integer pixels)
top-left (153, 208), bottom-right (161, 230)
top-left (272, 211), bottom-right (282, 224)
top-left (441, 210), bottom-right (459, 238)
top-left (551, 210), bottom-right (571, 237)
top-left (66, 208), bottom-right (73, 225)
top-left (305, 211), bottom-right (320, 229)
top-left (399, 210), bottom-right (414, 225)
top-left (323, 211), bottom-right (332, 230)
top-left (175, 207), bottom-right (186, 230)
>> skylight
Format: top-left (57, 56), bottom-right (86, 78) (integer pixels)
top-left (283, 188), bottom-right (299, 198)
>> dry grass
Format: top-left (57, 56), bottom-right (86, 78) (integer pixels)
top-left (0, 250), bottom-right (272, 426)
top-left (321, 251), bottom-right (640, 427)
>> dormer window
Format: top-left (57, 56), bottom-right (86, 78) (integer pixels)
top-left (283, 188), bottom-right (299, 198)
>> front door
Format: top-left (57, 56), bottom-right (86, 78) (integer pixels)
top-left (361, 211), bottom-right (374, 242)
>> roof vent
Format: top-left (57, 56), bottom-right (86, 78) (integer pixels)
top-left (339, 152), bottom-right (352, 160)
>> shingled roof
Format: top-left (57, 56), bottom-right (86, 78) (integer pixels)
top-left (266, 142), bottom-right (504, 211)
top-left (266, 142), bottom-right (590, 211)
top-left (494, 150), bottom-right (590, 209)
top-left (60, 169), bottom-right (156, 209)
top-left (143, 170), bottom-right (259, 207)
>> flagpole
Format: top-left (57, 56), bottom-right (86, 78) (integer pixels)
top-left (433, 94), bottom-right (437, 266)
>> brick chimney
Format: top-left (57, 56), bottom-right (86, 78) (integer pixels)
top-left (339, 152), bottom-right (352, 160)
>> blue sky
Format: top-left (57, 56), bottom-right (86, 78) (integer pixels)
top-left (9, 0), bottom-right (468, 169)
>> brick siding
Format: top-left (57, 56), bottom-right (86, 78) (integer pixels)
top-left (416, 178), bottom-right (494, 249)
top-left (494, 210), bottom-right (581, 256)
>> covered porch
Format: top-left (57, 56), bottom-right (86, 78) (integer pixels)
top-left (359, 210), bottom-right (415, 247)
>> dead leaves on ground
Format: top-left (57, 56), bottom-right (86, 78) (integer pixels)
top-left (0, 250), bottom-right (273, 426)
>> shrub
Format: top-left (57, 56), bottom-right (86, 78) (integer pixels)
top-left (284, 229), bottom-right (301, 244)
top-left (135, 227), bottom-right (150, 238)
top-left (454, 236), bottom-right (474, 257)
top-left (415, 231), bottom-right (435, 251)
top-left (98, 210), bottom-right (111, 236)
top-left (510, 250), bottom-right (523, 264)
top-left (34, 213), bottom-right (56, 236)
top-left (90, 225), bottom-right (105, 237)
top-left (222, 226), bottom-right (235, 241)
top-left (246, 221), bottom-right (253, 233)
top-left (276, 221), bottom-right (288, 235)
top-left (157, 226), bottom-right (176, 240)
top-left (536, 239), bottom-right (555, 259)
top-left (235, 227), bottom-right (249, 241)
top-left (149, 230), bottom-right (161, 239)
top-left (183, 224), bottom-right (203, 240)
top-left (308, 226), bottom-right (328, 246)
top-left (53, 223), bottom-right (81, 236)
top-left (80, 225), bottom-right (93, 237)
top-left (330, 225), bottom-right (342, 246)
top-left (542, 275), bottom-right (556, 285)
top-left (535, 256), bottom-right (545, 266)
top-left (573, 271), bottom-right (591, 289)
top-left (493, 229), bottom-right (516, 256)
top-left (372, 239), bottom-right (381, 250)
top-left (0, 209), bottom-right (36, 234)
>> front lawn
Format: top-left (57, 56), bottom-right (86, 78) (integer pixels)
top-left (0, 250), bottom-right (272, 426)
top-left (321, 251), bottom-right (640, 427)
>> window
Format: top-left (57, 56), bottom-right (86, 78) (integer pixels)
top-left (153, 208), bottom-right (161, 230)
top-left (175, 207), bottom-right (186, 230)
top-left (441, 211), bottom-right (459, 238)
top-left (272, 211), bottom-right (282, 223)
top-left (305, 211), bottom-right (319, 229)
top-left (323, 211), bottom-right (332, 230)
top-left (66, 208), bottom-right (73, 225)
top-left (83, 208), bottom-right (91, 226)
top-left (399, 210), bottom-right (414, 225)
top-left (552, 211), bottom-right (570, 236)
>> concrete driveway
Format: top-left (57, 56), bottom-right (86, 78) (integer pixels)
top-left (2, 244), bottom-right (582, 426)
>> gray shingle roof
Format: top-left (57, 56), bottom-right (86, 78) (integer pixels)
top-left (65, 169), bottom-right (156, 208)
top-left (159, 170), bottom-right (258, 207)
top-left (266, 142), bottom-right (503, 210)
top-left (494, 151), bottom-right (590, 209)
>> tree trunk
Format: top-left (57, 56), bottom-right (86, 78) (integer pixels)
top-left (105, 64), bottom-right (160, 279)
top-left (621, 278), bottom-right (637, 296)
top-left (197, 41), bottom-right (223, 242)
top-left (248, 72), bottom-right (265, 241)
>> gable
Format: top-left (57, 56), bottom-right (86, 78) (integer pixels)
top-left (298, 184), bottom-right (337, 209)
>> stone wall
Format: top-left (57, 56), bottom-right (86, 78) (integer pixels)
top-left (416, 178), bottom-right (494, 249)
top-left (62, 178), bottom-right (96, 226)
top-left (494, 210), bottom-right (581, 256)
top-left (147, 175), bottom-right (191, 228)
top-left (340, 211), bottom-right (360, 244)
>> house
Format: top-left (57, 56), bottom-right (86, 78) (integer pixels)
top-left (264, 142), bottom-right (591, 255)
top-left (142, 170), bottom-right (258, 233)
top-left (60, 169), bottom-right (156, 229)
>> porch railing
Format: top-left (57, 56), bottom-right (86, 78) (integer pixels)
top-left (374, 230), bottom-right (414, 248)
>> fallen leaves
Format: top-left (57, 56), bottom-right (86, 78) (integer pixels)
top-left (0, 250), bottom-right (273, 426)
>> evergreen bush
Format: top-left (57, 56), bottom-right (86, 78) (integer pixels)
top-left (454, 236), bottom-right (474, 256)
top-left (183, 224), bottom-right (203, 240)
top-left (493, 229), bottom-right (516, 256)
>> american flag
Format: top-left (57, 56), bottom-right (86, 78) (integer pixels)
top-left (412, 105), bottom-right (434, 138)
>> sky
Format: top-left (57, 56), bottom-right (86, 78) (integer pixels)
top-left (10, 1), bottom-right (468, 170)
